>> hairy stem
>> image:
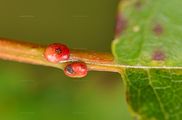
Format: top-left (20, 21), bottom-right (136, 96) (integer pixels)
top-left (0, 38), bottom-right (121, 73)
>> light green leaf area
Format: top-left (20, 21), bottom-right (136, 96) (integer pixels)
top-left (112, 0), bottom-right (182, 120)
top-left (113, 0), bottom-right (182, 66)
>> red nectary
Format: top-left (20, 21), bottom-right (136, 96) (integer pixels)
top-left (64, 62), bottom-right (88, 78)
top-left (44, 43), bottom-right (70, 63)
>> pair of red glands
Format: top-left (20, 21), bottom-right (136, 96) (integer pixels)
top-left (44, 43), bottom-right (87, 78)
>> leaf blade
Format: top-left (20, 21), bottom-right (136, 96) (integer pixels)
top-left (112, 0), bottom-right (182, 67)
top-left (112, 0), bottom-right (182, 119)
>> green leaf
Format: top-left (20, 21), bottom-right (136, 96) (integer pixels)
top-left (123, 68), bottom-right (182, 120)
top-left (112, 0), bottom-right (182, 120)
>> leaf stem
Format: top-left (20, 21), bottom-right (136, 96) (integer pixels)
top-left (0, 38), bottom-right (121, 73)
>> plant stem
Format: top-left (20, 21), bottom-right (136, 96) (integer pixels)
top-left (0, 38), bottom-right (121, 73)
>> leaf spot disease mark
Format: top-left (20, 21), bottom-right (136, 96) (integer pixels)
top-left (115, 14), bottom-right (128, 38)
top-left (153, 24), bottom-right (163, 36)
top-left (152, 49), bottom-right (166, 61)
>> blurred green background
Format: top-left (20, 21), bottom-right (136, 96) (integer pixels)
top-left (0, 0), bottom-right (132, 120)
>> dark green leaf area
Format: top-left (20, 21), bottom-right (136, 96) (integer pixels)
top-left (124, 68), bottom-right (182, 120)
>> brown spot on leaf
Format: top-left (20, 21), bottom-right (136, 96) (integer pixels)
top-left (153, 24), bottom-right (163, 36)
top-left (152, 50), bottom-right (166, 61)
top-left (115, 14), bottom-right (128, 38)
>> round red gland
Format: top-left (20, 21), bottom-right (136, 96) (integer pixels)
top-left (64, 62), bottom-right (88, 78)
top-left (44, 43), bottom-right (70, 63)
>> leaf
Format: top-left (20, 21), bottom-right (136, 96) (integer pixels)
top-left (123, 68), bottom-right (182, 120)
top-left (112, 0), bottom-right (182, 120)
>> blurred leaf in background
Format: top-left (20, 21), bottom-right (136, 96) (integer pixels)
top-left (0, 0), bottom-right (131, 120)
